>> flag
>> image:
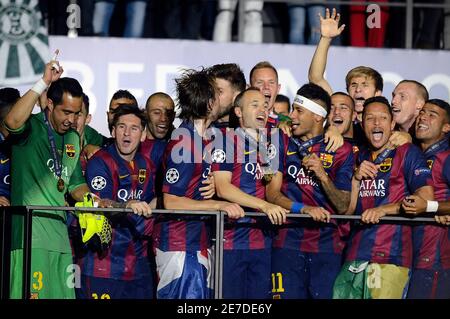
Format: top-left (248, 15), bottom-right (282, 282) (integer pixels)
top-left (0, 0), bottom-right (50, 86)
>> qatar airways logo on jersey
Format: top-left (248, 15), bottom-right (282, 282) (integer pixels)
top-left (359, 179), bottom-right (386, 198)
top-left (47, 159), bottom-right (69, 179)
top-left (245, 163), bottom-right (265, 180)
top-left (117, 189), bottom-right (143, 201)
top-left (287, 165), bottom-right (318, 187)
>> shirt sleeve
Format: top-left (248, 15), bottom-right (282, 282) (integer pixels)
top-left (85, 155), bottom-right (114, 198)
top-left (68, 158), bottom-right (87, 193)
top-left (162, 139), bottom-right (195, 197)
top-left (404, 145), bottom-right (433, 193)
top-left (334, 145), bottom-right (355, 192)
top-left (211, 130), bottom-right (233, 172)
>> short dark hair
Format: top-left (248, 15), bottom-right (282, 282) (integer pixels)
top-left (176, 68), bottom-right (217, 121)
top-left (110, 89), bottom-right (137, 106)
top-left (362, 96), bottom-right (393, 119)
top-left (0, 87), bottom-right (20, 122)
top-left (426, 98), bottom-right (450, 123)
top-left (398, 79), bottom-right (429, 101)
top-left (275, 94), bottom-right (290, 105)
top-left (145, 92), bottom-right (174, 111)
top-left (111, 104), bottom-right (146, 130)
top-left (47, 77), bottom-right (83, 106)
top-left (233, 87), bottom-right (261, 109)
top-left (296, 83), bottom-right (331, 113)
top-left (209, 63), bottom-right (246, 93)
top-left (82, 93), bottom-right (90, 114)
top-left (331, 91), bottom-right (355, 110)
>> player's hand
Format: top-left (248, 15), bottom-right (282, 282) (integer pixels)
top-left (319, 8), bottom-right (346, 39)
top-left (126, 200), bottom-right (152, 218)
top-left (0, 196), bottom-right (10, 206)
top-left (302, 205), bottom-right (331, 223)
top-left (278, 121), bottom-right (292, 137)
top-left (303, 153), bottom-right (327, 181)
top-left (324, 125), bottom-right (343, 152)
top-left (386, 131), bottom-right (411, 149)
top-left (361, 207), bottom-right (386, 224)
top-left (402, 195), bottom-right (426, 215)
top-left (43, 50), bottom-right (63, 86)
top-left (260, 202), bottom-right (288, 225)
top-left (354, 160), bottom-right (379, 181)
top-left (220, 202), bottom-right (245, 220)
top-left (96, 198), bottom-right (115, 208)
top-left (435, 214), bottom-right (450, 226)
top-left (200, 174), bottom-right (215, 199)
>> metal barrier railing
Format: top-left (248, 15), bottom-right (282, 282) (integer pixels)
top-left (239, 0), bottom-right (450, 49)
top-left (0, 205), bottom-right (442, 300)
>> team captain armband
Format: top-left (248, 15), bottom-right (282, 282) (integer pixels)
top-left (291, 202), bottom-right (304, 213)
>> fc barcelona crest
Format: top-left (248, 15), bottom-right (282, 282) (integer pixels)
top-left (319, 153), bottom-right (333, 168)
top-left (138, 169), bottom-right (146, 184)
top-left (427, 159), bottom-right (433, 169)
top-left (352, 145), bottom-right (359, 154)
top-left (65, 144), bottom-right (75, 158)
top-left (379, 158), bottom-right (392, 172)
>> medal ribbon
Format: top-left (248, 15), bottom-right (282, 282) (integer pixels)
top-left (43, 111), bottom-right (64, 186)
top-left (290, 135), bottom-right (324, 157)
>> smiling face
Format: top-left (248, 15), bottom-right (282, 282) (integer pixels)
top-left (363, 102), bottom-right (396, 150)
top-left (250, 67), bottom-right (280, 113)
top-left (415, 102), bottom-right (450, 144)
top-left (329, 94), bottom-right (355, 136)
top-left (391, 82), bottom-right (424, 129)
top-left (145, 95), bottom-right (175, 139)
top-left (290, 99), bottom-right (326, 139)
top-left (48, 92), bottom-right (82, 134)
top-left (235, 90), bottom-right (268, 129)
top-left (112, 113), bottom-right (145, 161)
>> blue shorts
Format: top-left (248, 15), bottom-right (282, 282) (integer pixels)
top-left (76, 275), bottom-right (154, 299)
top-left (271, 248), bottom-right (342, 299)
top-left (223, 248), bottom-right (271, 299)
top-left (407, 268), bottom-right (450, 299)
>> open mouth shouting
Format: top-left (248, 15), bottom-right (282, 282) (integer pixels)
top-left (370, 127), bottom-right (386, 147)
top-left (255, 113), bottom-right (267, 127)
top-left (354, 97), bottom-right (365, 112)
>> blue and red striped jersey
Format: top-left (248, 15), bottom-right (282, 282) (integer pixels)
top-left (154, 121), bottom-right (213, 252)
top-left (413, 140), bottom-right (450, 270)
top-left (346, 143), bottom-right (432, 268)
top-left (0, 151), bottom-right (10, 198)
top-left (211, 128), bottom-right (284, 250)
top-left (273, 136), bottom-right (355, 254)
top-left (79, 144), bottom-right (155, 280)
top-left (140, 138), bottom-right (168, 170)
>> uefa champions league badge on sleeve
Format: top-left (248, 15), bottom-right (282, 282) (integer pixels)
top-left (0, 1), bottom-right (50, 85)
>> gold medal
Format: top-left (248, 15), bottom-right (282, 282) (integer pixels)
top-left (262, 166), bottom-right (274, 183)
top-left (57, 178), bottom-right (65, 192)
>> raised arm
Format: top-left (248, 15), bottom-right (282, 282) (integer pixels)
top-left (5, 59), bottom-right (62, 130)
top-left (308, 8), bottom-right (345, 95)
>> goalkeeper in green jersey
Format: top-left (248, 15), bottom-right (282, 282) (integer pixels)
top-left (5, 57), bottom-right (110, 299)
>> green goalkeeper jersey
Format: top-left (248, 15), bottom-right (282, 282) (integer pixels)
top-left (9, 112), bottom-right (85, 253)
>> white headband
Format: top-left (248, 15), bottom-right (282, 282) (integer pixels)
top-left (293, 95), bottom-right (328, 118)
